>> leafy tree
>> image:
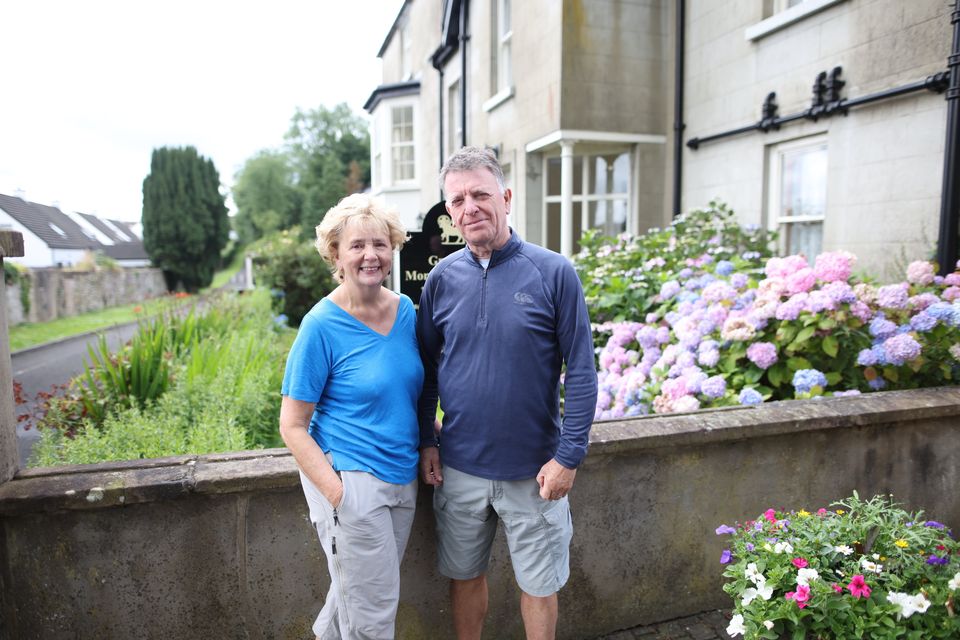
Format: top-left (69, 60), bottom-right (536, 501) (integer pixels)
top-left (284, 103), bottom-right (370, 231)
top-left (232, 150), bottom-right (301, 245)
top-left (142, 146), bottom-right (229, 291)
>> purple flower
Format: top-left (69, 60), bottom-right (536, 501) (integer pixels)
top-left (660, 280), bottom-right (681, 299)
top-left (739, 388), bottom-right (763, 405)
top-left (927, 555), bottom-right (949, 565)
top-left (775, 299), bottom-right (804, 321)
top-left (720, 549), bottom-right (732, 564)
top-left (869, 317), bottom-right (898, 340)
top-left (701, 375), bottom-right (727, 399)
top-left (925, 521), bottom-right (946, 529)
top-left (822, 281), bottom-right (857, 304)
top-left (715, 525), bottom-right (737, 535)
top-left (746, 342), bottom-right (778, 370)
top-left (876, 283), bottom-right (909, 309)
top-left (793, 369), bottom-right (827, 394)
top-left (730, 273), bottom-right (749, 289)
top-left (745, 542), bottom-right (755, 551)
top-left (698, 348), bottom-right (720, 367)
top-left (909, 312), bottom-right (937, 333)
top-left (868, 378), bottom-right (887, 391)
top-left (856, 348), bottom-right (878, 367)
top-left (883, 333), bottom-right (922, 366)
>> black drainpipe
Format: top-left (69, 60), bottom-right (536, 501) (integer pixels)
top-left (460, 0), bottom-right (469, 148)
top-left (937, 0), bottom-right (960, 274)
top-left (672, 0), bottom-right (685, 218)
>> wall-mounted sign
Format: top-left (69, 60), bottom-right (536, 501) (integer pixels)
top-left (399, 201), bottom-right (464, 305)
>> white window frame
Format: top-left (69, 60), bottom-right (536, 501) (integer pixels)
top-left (746, 0), bottom-right (846, 41)
top-left (371, 118), bottom-right (382, 190)
top-left (766, 135), bottom-right (828, 259)
top-left (447, 78), bottom-right (462, 158)
top-left (541, 150), bottom-right (633, 252)
top-left (390, 104), bottom-right (416, 185)
top-left (485, 0), bottom-right (513, 112)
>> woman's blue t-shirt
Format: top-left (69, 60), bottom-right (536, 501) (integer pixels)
top-left (281, 294), bottom-right (424, 485)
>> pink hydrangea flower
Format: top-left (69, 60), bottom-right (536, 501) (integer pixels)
top-left (746, 342), bottom-right (778, 369)
top-left (765, 255), bottom-right (809, 279)
top-left (946, 273), bottom-right (960, 286)
top-left (814, 251), bottom-right (856, 282)
top-left (721, 317), bottom-right (756, 341)
top-left (943, 286), bottom-right (960, 301)
top-left (786, 268), bottom-right (817, 294)
top-left (906, 260), bottom-right (936, 285)
top-left (876, 283), bottom-right (909, 309)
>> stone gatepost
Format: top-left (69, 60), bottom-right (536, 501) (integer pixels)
top-left (0, 231), bottom-right (25, 483)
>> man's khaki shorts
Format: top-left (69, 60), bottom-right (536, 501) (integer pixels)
top-left (432, 465), bottom-right (573, 597)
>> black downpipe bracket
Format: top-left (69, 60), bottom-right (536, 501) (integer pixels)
top-left (936, 0), bottom-right (960, 274)
top-left (672, 0), bottom-right (685, 218)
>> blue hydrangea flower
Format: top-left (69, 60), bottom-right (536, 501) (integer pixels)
top-left (793, 369), bottom-right (827, 394)
top-left (701, 375), bottom-right (727, 399)
top-left (738, 388), bottom-right (763, 405)
top-left (715, 260), bottom-right (735, 276)
top-left (909, 311), bottom-right (937, 332)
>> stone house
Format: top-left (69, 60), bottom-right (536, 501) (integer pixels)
top-left (365, 0), bottom-right (958, 279)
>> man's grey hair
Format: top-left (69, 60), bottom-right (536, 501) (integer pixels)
top-left (439, 146), bottom-right (507, 194)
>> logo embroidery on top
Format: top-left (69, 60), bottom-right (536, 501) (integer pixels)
top-left (513, 291), bottom-right (534, 305)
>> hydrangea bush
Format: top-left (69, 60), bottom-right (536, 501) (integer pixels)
top-left (716, 493), bottom-right (959, 639)
top-left (576, 206), bottom-right (960, 420)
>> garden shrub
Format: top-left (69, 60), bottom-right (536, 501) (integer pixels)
top-left (579, 204), bottom-right (960, 419)
top-left (30, 288), bottom-right (292, 466)
top-left (250, 226), bottom-right (335, 326)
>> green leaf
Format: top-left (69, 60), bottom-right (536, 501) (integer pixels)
top-left (822, 335), bottom-right (839, 357)
top-left (787, 356), bottom-right (812, 371)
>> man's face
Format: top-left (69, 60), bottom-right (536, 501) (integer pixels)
top-left (443, 168), bottom-right (512, 257)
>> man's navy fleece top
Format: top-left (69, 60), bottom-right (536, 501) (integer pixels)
top-left (416, 229), bottom-right (599, 480)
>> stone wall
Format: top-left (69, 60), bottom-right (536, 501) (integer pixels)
top-left (4, 267), bottom-right (166, 326)
top-left (1, 387), bottom-right (957, 639)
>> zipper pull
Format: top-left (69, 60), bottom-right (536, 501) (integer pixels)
top-left (332, 536), bottom-right (337, 555)
top-left (333, 508), bottom-right (339, 526)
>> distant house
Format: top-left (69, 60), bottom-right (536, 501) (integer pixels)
top-left (0, 193), bottom-right (149, 268)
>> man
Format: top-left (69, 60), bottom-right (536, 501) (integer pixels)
top-left (417, 146), bottom-right (598, 640)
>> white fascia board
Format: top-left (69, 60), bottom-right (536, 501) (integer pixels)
top-left (525, 130), bottom-right (667, 153)
top-left (745, 0), bottom-right (846, 42)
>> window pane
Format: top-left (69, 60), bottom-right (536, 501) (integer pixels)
top-left (588, 199), bottom-right (628, 237)
top-left (784, 221), bottom-right (823, 260)
top-left (588, 152), bottom-right (629, 195)
top-left (780, 143), bottom-right (826, 218)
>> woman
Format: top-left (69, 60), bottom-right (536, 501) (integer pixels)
top-left (279, 194), bottom-right (423, 640)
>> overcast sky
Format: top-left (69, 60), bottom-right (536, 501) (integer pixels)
top-left (0, 0), bottom-right (403, 222)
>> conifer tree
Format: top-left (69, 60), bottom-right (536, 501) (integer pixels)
top-left (142, 146), bottom-right (229, 291)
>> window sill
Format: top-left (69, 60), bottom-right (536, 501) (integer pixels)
top-left (745, 0), bottom-right (845, 41)
top-left (482, 86), bottom-right (515, 113)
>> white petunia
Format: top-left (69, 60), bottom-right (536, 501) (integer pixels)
top-left (745, 562), bottom-right (761, 582)
top-left (834, 544), bottom-right (854, 555)
top-left (773, 541), bottom-right (794, 554)
top-left (949, 572), bottom-right (960, 591)
top-left (796, 568), bottom-right (820, 586)
top-left (887, 592), bottom-right (931, 618)
top-left (726, 613), bottom-right (746, 637)
top-left (763, 621), bottom-right (774, 630)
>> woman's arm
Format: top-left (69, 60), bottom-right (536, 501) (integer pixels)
top-left (279, 396), bottom-right (343, 508)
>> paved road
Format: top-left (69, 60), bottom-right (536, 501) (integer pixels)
top-left (11, 321), bottom-right (141, 466)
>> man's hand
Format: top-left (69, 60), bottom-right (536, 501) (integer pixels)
top-left (537, 458), bottom-right (577, 500)
top-left (420, 446), bottom-right (443, 486)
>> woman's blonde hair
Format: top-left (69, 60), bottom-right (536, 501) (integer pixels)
top-left (315, 193), bottom-right (408, 282)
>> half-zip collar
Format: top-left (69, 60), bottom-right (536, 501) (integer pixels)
top-left (464, 228), bottom-right (522, 270)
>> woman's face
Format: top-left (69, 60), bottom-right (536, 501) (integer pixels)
top-left (335, 218), bottom-right (393, 290)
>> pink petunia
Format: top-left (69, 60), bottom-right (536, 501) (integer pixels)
top-left (832, 583), bottom-right (843, 594)
top-left (847, 574), bottom-right (871, 599)
top-left (792, 557), bottom-right (809, 569)
top-left (763, 509), bottom-right (777, 523)
top-left (785, 584), bottom-right (811, 608)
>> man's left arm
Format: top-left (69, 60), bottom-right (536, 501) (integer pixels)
top-left (538, 261), bottom-right (599, 500)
